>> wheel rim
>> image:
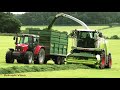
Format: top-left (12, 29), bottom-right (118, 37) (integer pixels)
top-left (39, 49), bottom-right (45, 63)
top-left (28, 54), bottom-right (32, 63)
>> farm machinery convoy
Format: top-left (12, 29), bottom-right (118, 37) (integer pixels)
top-left (5, 13), bottom-right (112, 69)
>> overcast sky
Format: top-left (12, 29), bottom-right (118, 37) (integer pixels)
top-left (10, 12), bottom-right (26, 14)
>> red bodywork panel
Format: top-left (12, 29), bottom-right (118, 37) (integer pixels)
top-left (34, 45), bottom-right (45, 55)
top-left (16, 44), bottom-right (28, 53)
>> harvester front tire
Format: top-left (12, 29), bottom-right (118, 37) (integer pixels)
top-left (6, 51), bottom-right (14, 63)
top-left (106, 53), bottom-right (112, 68)
top-left (99, 52), bottom-right (106, 69)
top-left (24, 51), bottom-right (33, 64)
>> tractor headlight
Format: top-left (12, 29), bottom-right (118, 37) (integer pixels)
top-left (15, 46), bottom-right (23, 52)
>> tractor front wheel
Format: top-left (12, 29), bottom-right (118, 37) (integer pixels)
top-left (6, 51), bottom-right (14, 63)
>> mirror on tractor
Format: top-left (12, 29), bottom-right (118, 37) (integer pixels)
top-left (15, 37), bottom-right (18, 45)
top-left (13, 36), bottom-right (15, 40)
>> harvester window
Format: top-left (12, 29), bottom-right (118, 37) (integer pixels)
top-left (77, 31), bottom-right (95, 48)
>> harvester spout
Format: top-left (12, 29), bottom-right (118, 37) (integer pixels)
top-left (48, 13), bottom-right (90, 30)
top-left (61, 13), bottom-right (90, 30)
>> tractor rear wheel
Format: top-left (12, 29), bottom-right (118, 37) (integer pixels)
top-left (99, 52), bottom-right (106, 69)
top-left (34, 48), bottom-right (46, 64)
top-left (6, 51), bottom-right (14, 63)
top-left (24, 51), bottom-right (33, 64)
top-left (106, 53), bottom-right (112, 68)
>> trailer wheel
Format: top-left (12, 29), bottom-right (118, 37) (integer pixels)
top-left (54, 57), bottom-right (65, 65)
top-left (55, 57), bottom-right (61, 65)
top-left (99, 52), bottom-right (106, 69)
top-left (34, 48), bottom-right (45, 64)
top-left (106, 53), bottom-right (112, 68)
top-left (61, 57), bottom-right (65, 64)
top-left (6, 51), bottom-right (14, 63)
top-left (24, 51), bottom-right (33, 64)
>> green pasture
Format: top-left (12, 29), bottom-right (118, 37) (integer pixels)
top-left (0, 26), bottom-right (120, 78)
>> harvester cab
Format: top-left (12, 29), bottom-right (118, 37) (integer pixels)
top-left (70, 29), bottom-right (102, 48)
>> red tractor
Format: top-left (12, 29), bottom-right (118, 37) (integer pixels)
top-left (5, 34), bottom-right (46, 64)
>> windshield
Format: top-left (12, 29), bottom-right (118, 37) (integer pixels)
top-left (19, 36), bottom-right (32, 44)
top-left (77, 31), bottom-right (97, 39)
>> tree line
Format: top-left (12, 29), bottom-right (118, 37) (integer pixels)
top-left (15, 12), bottom-right (120, 26)
top-left (1, 12), bottom-right (120, 33)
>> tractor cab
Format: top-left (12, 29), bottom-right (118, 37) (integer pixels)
top-left (13, 34), bottom-right (39, 52)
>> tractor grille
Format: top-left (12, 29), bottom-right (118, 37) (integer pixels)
top-left (15, 46), bottom-right (22, 52)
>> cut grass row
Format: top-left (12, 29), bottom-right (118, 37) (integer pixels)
top-left (0, 64), bottom-right (91, 74)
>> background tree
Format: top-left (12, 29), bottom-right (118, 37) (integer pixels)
top-left (0, 12), bottom-right (21, 33)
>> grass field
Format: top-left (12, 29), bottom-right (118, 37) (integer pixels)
top-left (0, 26), bottom-right (120, 78)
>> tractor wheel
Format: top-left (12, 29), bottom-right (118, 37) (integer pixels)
top-left (6, 51), bottom-right (14, 63)
top-left (24, 51), bottom-right (33, 64)
top-left (34, 48), bottom-right (45, 64)
top-left (99, 52), bottom-right (106, 69)
top-left (106, 53), bottom-right (112, 68)
top-left (17, 59), bottom-right (24, 63)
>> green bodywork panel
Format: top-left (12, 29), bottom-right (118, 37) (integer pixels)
top-left (29, 29), bottom-right (68, 56)
top-left (69, 52), bottom-right (96, 58)
top-left (71, 47), bottom-right (103, 51)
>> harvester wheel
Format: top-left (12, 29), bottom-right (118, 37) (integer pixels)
top-left (34, 48), bottom-right (45, 64)
top-left (106, 53), bottom-right (112, 68)
top-left (6, 51), bottom-right (14, 63)
top-left (99, 52), bottom-right (106, 69)
top-left (24, 51), bottom-right (33, 64)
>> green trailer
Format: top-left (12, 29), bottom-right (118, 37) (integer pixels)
top-left (29, 28), bottom-right (68, 64)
